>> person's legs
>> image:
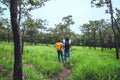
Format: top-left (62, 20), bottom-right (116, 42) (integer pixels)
top-left (64, 50), bottom-right (67, 61)
top-left (57, 51), bottom-right (60, 62)
top-left (60, 50), bottom-right (64, 62)
top-left (67, 49), bottom-right (70, 59)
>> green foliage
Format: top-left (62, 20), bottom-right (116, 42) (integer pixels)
top-left (0, 42), bottom-right (120, 80)
top-left (63, 60), bottom-right (73, 69)
top-left (0, 42), bottom-right (13, 80)
top-left (0, 42), bottom-right (63, 80)
top-left (79, 19), bottom-right (115, 48)
top-left (62, 15), bottom-right (75, 27)
top-left (22, 64), bottom-right (43, 80)
top-left (68, 46), bottom-right (120, 80)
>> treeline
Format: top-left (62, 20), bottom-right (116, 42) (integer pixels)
top-left (0, 16), bottom-right (120, 49)
top-left (0, 14), bottom-right (80, 45)
top-left (80, 19), bottom-right (120, 49)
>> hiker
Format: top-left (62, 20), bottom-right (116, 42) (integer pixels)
top-left (62, 34), bottom-right (73, 60)
top-left (54, 39), bottom-right (64, 62)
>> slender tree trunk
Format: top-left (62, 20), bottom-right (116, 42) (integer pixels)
top-left (10, 0), bottom-right (22, 80)
top-left (18, 3), bottom-right (22, 25)
top-left (113, 17), bottom-right (120, 34)
top-left (99, 30), bottom-right (103, 52)
top-left (108, 35), bottom-right (112, 50)
top-left (88, 39), bottom-right (91, 49)
top-left (93, 30), bottom-right (96, 50)
top-left (110, 0), bottom-right (119, 59)
top-left (22, 24), bottom-right (25, 55)
top-left (88, 31), bottom-right (91, 49)
top-left (7, 26), bottom-right (10, 43)
top-left (22, 37), bottom-right (24, 54)
top-left (18, 0), bottom-right (24, 55)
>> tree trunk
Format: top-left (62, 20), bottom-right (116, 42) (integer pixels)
top-left (99, 30), bottom-right (104, 52)
top-left (110, 0), bottom-right (119, 59)
top-left (22, 25), bottom-right (25, 55)
top-left (93, 30), bottom-right (96, 50)
top-left (7, 26), bottom-right (10, 43)
top-left (108, 35), bottom-right (112, 50)
top-left (10, 0), bottom-right (22, 80)
top-left (88, 31), bottom-right (91, 49)
top-left (113, 17), bottom-right (120, 35)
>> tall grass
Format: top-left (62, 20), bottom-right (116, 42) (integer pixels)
top-left (0, 42), bottom-right (62, 80)
top-left (0, 42), bottom-right (120, 80)
top-left (68, 46), bottom-right (120, 80)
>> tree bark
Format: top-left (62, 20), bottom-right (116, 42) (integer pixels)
top-left (93, 30), bottom-right (96, 50)
top-left (99, 30), bottom-right (104, 52)
top-left (113, 17), bottom-right (120, 35)
top-left (10, 0), bottom-right (22, 80)
top-left (108, 35), bottom-right (112, 50)
top-left (7, 26), bottom-right (10, 43)
top-left (109, 0), bottom-right (119, 59)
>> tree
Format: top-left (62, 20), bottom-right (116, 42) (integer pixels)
top-left (10, 0), bottom-right (22, 79)
top-left (91, 0), bottom-right (119, 59)
top-left (9, 0), bottom-right (50, 79)
top-left (98, 19), bottom-right (105, 51)
top-left (89, 20), bottom-right (99, 50)
top-left (62, 15), bottom-right (75, 26)
top-left (79, 19), bottom-right (114, 51)
top-left (23, 17), bottom-right (47, 44)
top-left (1, 0), bottom-right (50, 54)
top-left (0, 6), bottom-right (6, 16)
top-left (62, 15), bottom-right (75, 35)
top-left (80, 23), bottom-right (92, 48)
top-left (0, 18), bottom-right (11, 42)
top-left (0, 6), bottom-right (11, 42)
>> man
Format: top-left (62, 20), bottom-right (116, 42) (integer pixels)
top-left (62, 34), bottom-right (73, 60)
top-left (55, 39), bottom-right (64, 62)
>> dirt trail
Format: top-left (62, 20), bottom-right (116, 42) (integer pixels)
top-left (51, 67), bottom-right (71, 80)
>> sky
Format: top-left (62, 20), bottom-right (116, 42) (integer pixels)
top-left (4, 0), bottom-right (120, 34)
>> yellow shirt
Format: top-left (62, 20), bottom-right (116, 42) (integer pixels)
top-left (55, 42), bottom-right (64, 51)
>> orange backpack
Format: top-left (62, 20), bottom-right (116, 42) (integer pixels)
top-left (56, 42), bottom-right (62, 51)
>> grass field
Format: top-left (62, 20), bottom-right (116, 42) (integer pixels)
top-left (0, 42), bottom-right (120, 80)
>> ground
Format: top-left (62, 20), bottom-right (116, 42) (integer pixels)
top-left (51, 66), bottom-right (71, 80)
